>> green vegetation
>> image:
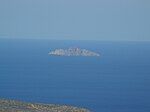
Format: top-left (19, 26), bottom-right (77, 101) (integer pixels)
top-left (0, 99), bottom-right (90, 112)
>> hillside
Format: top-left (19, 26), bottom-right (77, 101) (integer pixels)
top-left (0, 99), bottom-right (90, 112)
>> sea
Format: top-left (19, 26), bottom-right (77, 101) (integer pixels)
top-left (0, 39), bottom-right (150, 112)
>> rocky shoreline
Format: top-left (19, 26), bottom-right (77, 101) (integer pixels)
top-left (0, 99), bottom-right (90, 112)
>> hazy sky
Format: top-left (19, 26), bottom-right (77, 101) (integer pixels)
top-left (0, 0), bottom-right (150, 41)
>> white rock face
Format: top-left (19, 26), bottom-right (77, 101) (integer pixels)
top-left (49, 47), bottom-right (100, 56)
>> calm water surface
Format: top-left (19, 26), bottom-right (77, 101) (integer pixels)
top-left (0, 39), bottom-right (150, 112)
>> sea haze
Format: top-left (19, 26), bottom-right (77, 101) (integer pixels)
top-left (0, 39), bottom-right (150, 112)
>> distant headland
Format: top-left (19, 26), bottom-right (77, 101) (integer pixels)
top-left (49, 47), bottom-right (100, 57)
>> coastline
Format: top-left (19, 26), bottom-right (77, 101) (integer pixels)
top-left (0, 99), bottom-right (90, 112)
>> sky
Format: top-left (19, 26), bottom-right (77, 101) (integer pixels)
top-left (0, 0), bottom-right (150, 41)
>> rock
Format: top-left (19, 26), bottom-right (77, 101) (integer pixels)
top-left (49, 47), bottom-right (100, 57)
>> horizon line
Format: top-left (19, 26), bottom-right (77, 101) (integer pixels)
top-left (0, 37), bottom-right (150, 42)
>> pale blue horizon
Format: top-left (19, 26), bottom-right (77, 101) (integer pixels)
top-left (0, 0), bottom-right (150, 41)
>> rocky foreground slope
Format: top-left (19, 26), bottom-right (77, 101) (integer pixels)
top-left (0, 99), bottom-right (90, 112)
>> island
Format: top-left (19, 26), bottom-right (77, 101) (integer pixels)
top-left (49, 47), bottom-right (100, 57)
top-left (0, 99), bottom-right (90, 112)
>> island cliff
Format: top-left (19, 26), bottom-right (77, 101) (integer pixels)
top-left (49, 47), bottom-right (100, 56)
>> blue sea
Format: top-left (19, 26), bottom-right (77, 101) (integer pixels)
top-left (0, 39), bottom-right (150, 112)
